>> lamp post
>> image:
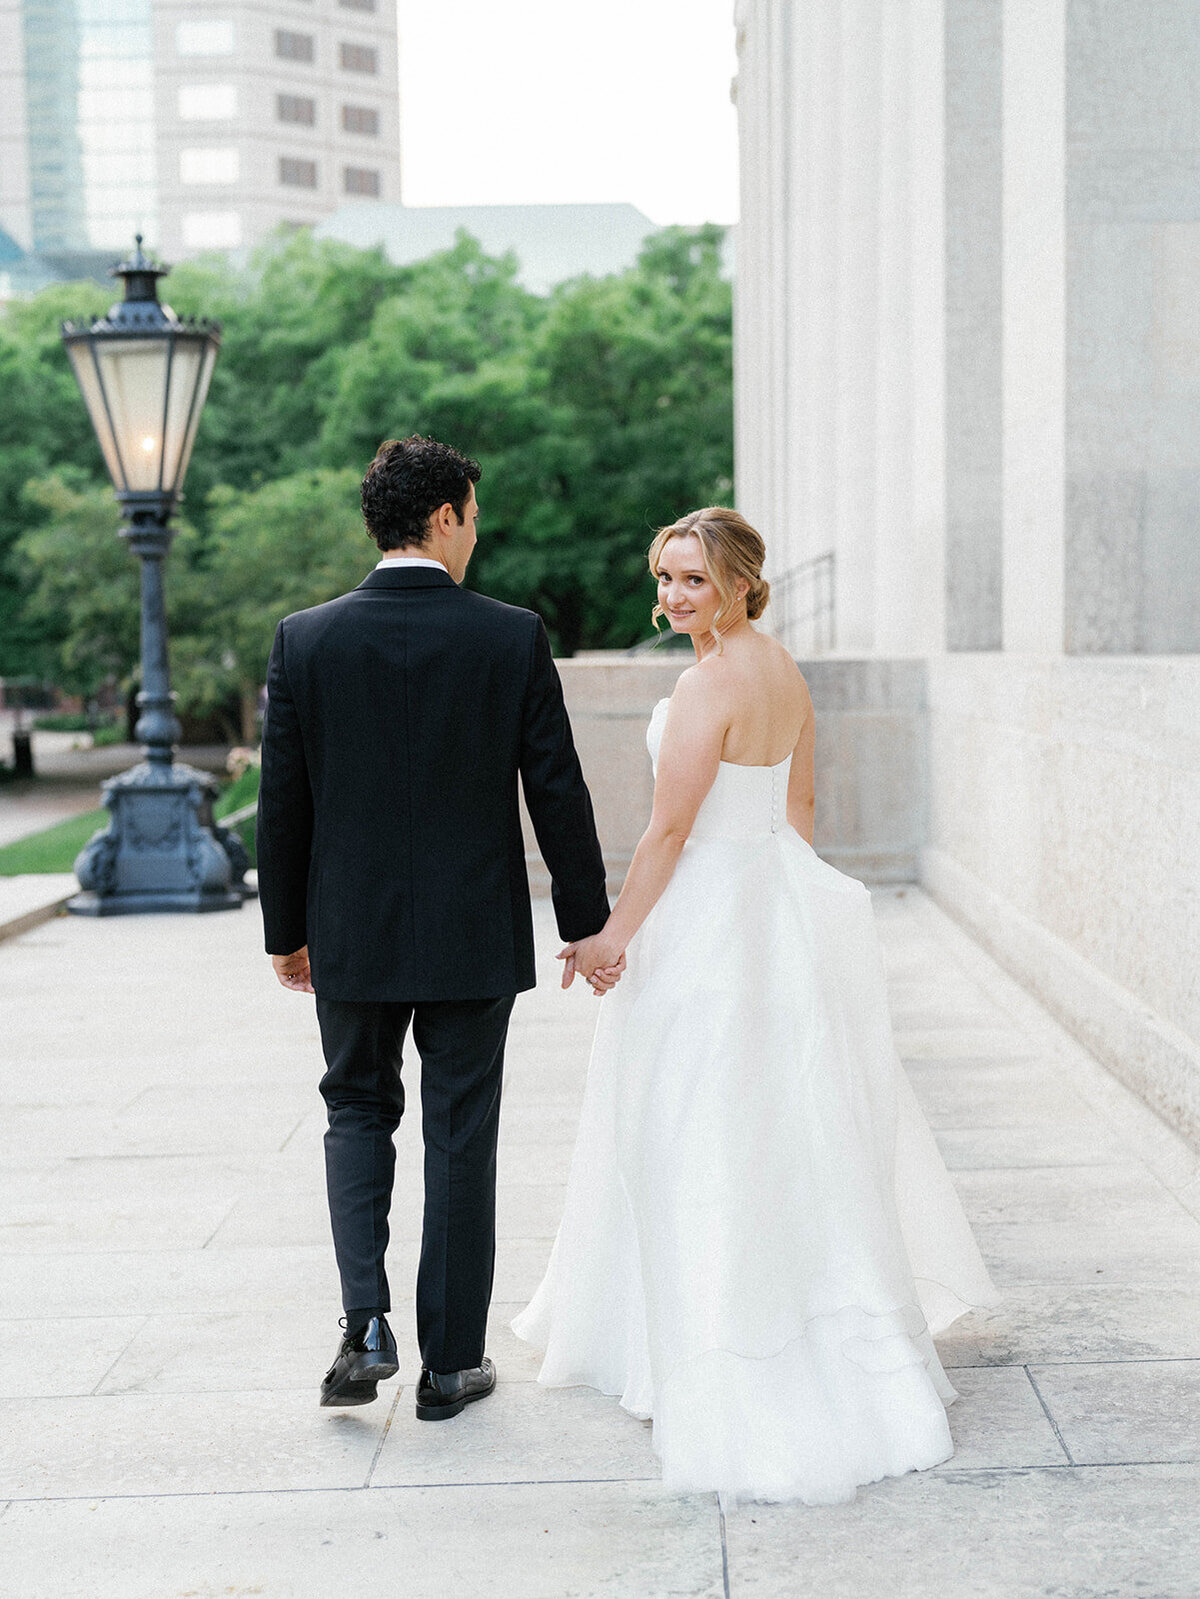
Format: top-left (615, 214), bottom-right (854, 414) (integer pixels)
top-left (61, 237), bottom-right (249, 915)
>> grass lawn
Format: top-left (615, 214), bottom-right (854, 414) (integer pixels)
top-left (0, 765), bottom-right (260, 876)
top-left (0, 808), bottom-right (109, 875)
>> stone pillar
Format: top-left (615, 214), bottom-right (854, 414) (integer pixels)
top-left (1063, 0), bottom-right (1200, 653)
top-left (1001, 0), bottom-right (1066, 653)
top-left (734, 0), bottom-right (950, 657)
top-left (944, 0), bottom-right (1002, 650)
top-left (831, 0), bottom-right (881, 652)
top-left (732, 0), bottom-right (790, 543)
top-left (871, 0), bottom-right (915, 654)
top-left (906, 0), bottom-right (949, 659)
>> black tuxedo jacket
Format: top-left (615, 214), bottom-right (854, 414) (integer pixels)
top-left (256, 565), bottom-right (609, 1001)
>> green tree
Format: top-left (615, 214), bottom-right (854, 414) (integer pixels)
top-left (0, 223), bottom-right (733, 690)
top-left (171, 468), bottom-right (374, 740)
top-left (13, 470), bottom-right (210, 718)
top-left (0, 282), bottom-right (110, 676)
top-left (530, 225), bottom-right (734, 650)
top-left (164, 234), bottom-right (414, 502)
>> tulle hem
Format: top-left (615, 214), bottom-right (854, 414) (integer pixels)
top-left (511, 1282), bottom-right (996, 1504)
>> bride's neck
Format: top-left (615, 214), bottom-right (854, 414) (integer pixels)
top-left (694, 614), bottom-right (753, 660)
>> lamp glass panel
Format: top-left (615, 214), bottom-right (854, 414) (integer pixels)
top-left (160, 336), bottom-right (205, 495)
top-left (169, 337), bottom-right (218, 495)
top-left (91, 337), bottom-right (172, 492)
top-left (65, 341), bottom-right (127, 489)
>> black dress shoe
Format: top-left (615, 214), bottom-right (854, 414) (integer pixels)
top-left (319, 1315), bottom-right (399, 1407)
top-left (415, 1356), bottom-right (496, 1420)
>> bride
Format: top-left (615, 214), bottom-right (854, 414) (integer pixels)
top-left (511, 507), bottom-right (1000, 1504)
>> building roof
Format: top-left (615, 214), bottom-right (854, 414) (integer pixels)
top-left (314, 202), bottom-right (661, 294)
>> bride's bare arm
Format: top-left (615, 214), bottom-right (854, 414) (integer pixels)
top-left (567, 670), bottom-right (728, 979)
top-left (786, 680), bottom-right (816, 843)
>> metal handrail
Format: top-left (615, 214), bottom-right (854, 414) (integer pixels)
top-left (769, 551), bottom-right (836, 655)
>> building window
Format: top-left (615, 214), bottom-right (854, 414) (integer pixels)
top-left (278, 94), bottom-right (316, 126)
top-left (279, 156), bottom-right (318, 188)
top-left (180, 148), bottom-right (240, 185)
top-left (343, 166), bottom-right (381, 197)
top-left (341, 104), bottom-right (378, 136)
top-left (177, 20), bottom-right (234, 55)
top-left (182, 211), bottom-right (242, 250)
top-left (275, 30), bottom-right (315, 63)
top-left (178, 84), bottom-right (237, 121)
top-left (339, 0), bottom-right (376, 9)
top-left (339, 42), bottom-right (377, 73)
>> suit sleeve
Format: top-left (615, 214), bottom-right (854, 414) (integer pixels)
top-left (256, 620), bottom-right (314, 956)
top-left (518, 617), bottom-right (610, 943)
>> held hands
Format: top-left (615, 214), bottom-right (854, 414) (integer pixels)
top-left (271, 938), bottom-right (621, 1001)
top-left (557, 934), bottom-right (627, 997)
top-left (272, 946), bottom-right (314, 994)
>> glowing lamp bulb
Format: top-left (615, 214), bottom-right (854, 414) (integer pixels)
top-left (140, 435), bottom-right (156, 453)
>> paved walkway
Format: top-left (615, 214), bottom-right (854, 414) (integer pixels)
top-left (1, 890), bottom-right (1198, 1598)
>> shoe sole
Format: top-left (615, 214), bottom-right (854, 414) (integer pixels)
top-left (415, 1382), bottom-right (495, 1422)
top-left (319, 1350), bottom-right (400, 1407)
top-left (320, 1381), bottom-right (379, 1407)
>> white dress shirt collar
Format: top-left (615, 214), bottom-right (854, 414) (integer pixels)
top-left (374, 555), bottom-right (448, 572)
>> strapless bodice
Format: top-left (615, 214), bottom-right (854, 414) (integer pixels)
top-left (647, 696), bottom-right (791, 841)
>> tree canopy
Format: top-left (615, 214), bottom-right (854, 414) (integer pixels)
top-left (0, 224), bottom-right (732, 720)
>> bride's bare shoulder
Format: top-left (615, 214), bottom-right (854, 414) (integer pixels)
top-left (762, 634), bottom-right (812, 702)
top-left (667, 658), bottom-right (740, 724)
top-left (679, 652), bottom-right (741, 696)
top-left (672, 658), bottom-right (728, 701)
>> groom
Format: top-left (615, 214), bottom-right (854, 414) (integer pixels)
top-left (256, 435), bottom-right (612, 1418)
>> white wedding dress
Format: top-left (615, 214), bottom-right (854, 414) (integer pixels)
top-left (512, 697), bottom-right (1000, 1504)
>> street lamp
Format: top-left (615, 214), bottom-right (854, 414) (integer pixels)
top-left (60, 236), bottom-right (250, 915)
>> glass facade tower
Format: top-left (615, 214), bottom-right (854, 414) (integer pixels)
top-left (1, 0), bottom-right (399, 264)
top-left (76, 0), bottom-right (158, 251)
top-left (22, 0), bottom-right (87, 251)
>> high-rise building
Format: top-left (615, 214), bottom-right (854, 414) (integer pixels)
top-left (0, 0), bottom-right (399, 265)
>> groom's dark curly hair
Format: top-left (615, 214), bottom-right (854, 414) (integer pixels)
top-left (361, 435), bottom-right (482, 552)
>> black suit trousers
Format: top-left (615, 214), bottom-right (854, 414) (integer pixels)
top-left (315, 992), bottom-right (515, 1373)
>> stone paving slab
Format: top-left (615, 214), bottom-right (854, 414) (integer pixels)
top-left (1025, 1358), bottom-right (1200, 1464)
top-left (0, 1482), bottom-right (727, 1599)
top-left (936, 1281), bottom-right (1200, 1366)
top-left (2, 888), bottom-right (1200, 1596)
top-left (721, 1465), bottom-right (1200, 1599)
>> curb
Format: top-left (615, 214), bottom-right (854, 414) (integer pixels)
top-left (0, 873), bottom-right (80, 945)
top-left (0, 885), bottom-right (76, 945)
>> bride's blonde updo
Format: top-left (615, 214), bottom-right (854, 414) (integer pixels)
top-left (648, 506), bottom-right (770, 640)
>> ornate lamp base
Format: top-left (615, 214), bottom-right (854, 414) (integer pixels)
top-left (68, 760), bottom-right (254, 917)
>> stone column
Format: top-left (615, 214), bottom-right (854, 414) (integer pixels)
top-left (907, 0), bottom-right (949, 658)
top-left (944, 0), bottom-right (1002, 650)
top-left (735, 0), bottom-right (951, 657)
top-left (871, 0), bottom-right (915, 654)
top-left (732, 0), bottom-right (777, 541)
top-left (831, 0), bottom-right (881, 652)
top-left (1063, 0), bottom-right (1200, 653)
top-left (1001, 0), bottom-right (1066, 653)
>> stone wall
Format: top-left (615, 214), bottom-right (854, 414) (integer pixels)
top-left (922, 653), bottom-right (1200, 1145)
top-left (523, 656), bottom-right (926, 893)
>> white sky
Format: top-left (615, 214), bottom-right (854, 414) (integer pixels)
top-left (394, 0), bottom-right (740, 226)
